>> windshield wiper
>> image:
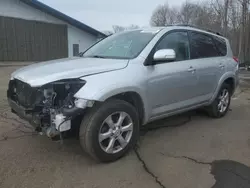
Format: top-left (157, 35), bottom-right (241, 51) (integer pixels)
top-left (87, 55), bottom-right (107, 59)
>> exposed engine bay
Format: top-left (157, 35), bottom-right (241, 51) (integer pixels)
top-left (7, 78), bottom-right (92, 139)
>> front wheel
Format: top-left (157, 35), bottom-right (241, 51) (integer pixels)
top-left (79, 99), bottom-right (139, 162)
top-left (207, 83), bottom-right (231, 118)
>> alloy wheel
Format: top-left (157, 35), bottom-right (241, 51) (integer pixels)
top-left (218, 89), bottom-right (229, 113)
top-left (98, 111), bottom-right (133, 154)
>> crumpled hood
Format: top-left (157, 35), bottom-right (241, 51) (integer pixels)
top-left (11, 57), bottom-right (128, 87)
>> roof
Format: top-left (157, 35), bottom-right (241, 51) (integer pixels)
top-left (20, 0), bottom-right (106, 38)
top-left (137, 25), bottom-right (225, 39)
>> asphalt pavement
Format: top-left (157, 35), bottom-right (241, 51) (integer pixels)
top-left (1, 67), bottom-right (250, 188)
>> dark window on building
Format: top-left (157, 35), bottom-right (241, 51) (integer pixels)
top-left (73, 44), bottom-right (79, 56)
top-left (189, 32), bottom-right (220, 59)
top-left (213, 36), bottom-right (227, 56)
top-left (155, 31), bottom-right (190, 61)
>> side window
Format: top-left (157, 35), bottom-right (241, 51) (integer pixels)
top-left (189, 32), bottom-right (219, 59)
top-left (155, 31), bottom-right (190, 61)
top-left (213, 36), bottom-right (227, 56)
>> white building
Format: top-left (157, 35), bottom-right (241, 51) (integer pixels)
top-left (0, 0), bottom-right (106, 61)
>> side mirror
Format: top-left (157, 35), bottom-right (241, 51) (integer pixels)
top-left (153, 49), bottom-right (176, 62)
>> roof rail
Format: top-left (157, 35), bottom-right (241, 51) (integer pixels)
top-left (175, 24), bottom-right (197, 28)
top-left (206, 29), bottom-right (222, 36)
top-left (174, 24), bottom-right (222, 36)
top-left (205, 29), bottom-right (222, 36)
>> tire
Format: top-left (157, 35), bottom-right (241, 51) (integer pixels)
top-left (79, 99), bottom-right (139, 162)
top-left (207, 83), bottom-right (231, 118)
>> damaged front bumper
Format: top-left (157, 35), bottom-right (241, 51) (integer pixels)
top-left (8, 97), bottom-right (91, 139)
top-left (7, 78), bottom-right (94, 139)
top-left (8, 98), bottom-right (40, 129)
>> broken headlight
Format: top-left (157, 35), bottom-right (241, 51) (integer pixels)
top-left (42, 79), bottom-right (86, 107)
top-left (43, 79), bottom-right (86, 94)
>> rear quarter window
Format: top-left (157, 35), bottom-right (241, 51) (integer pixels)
top-left (212, 36), bottom-right (227, 56)
top-left (189, 31), bottom-right (221, 59)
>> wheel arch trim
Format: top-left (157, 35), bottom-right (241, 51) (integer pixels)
top-left (210, 72), bottom-right (236, 103)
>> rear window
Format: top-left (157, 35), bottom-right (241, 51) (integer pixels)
top-left (189, 31), bottom-right (220, 59)
top-left (212, 36), bottom-right (227, 56)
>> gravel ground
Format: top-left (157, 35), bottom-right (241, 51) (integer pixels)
top-left (1, 66), bottom-right (250, 188)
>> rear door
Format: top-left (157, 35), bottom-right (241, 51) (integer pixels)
top-left (188, 31), bottom-right (225, 101)
top-left (212, 35), bottom-right (228, 76)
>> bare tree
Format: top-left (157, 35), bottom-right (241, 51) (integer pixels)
top-left (223, 0), bottom-right (230, 35)
top-left (150, 3), bottom-right (179, 26)
top-left (128, 24), bottom-right (140, 30)
top-left (150, 4), bottom-right (168, 26)
top-left (112, 25), bottom-right (140, 33)
top-left (150, 0), bottom-right (249, 63)
top-left (177, 2), bottom-right (195, 24)
top-left (237, 0), bottom-right (248, 62)
top-left (112, 25), bottom-right (126, 33)
top-left (227, 0), bottom-right (241, 54)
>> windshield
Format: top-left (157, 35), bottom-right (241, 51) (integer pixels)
top-left (83, 30), bottom-right (158, 59)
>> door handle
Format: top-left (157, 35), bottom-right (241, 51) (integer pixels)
top-left (187, 67), bottom-right (196, 72)
top-left (219, 64), bottom-right (225, 68)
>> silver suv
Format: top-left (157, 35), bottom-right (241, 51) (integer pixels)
top-left (7, 26), bottom-right (239, 162)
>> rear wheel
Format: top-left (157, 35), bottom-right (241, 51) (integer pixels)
top-left (207, 83), bottom-right (231, 118)
top-left (79, 99), bottom-right (139, 162)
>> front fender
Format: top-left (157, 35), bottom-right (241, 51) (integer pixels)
top-left (74, 74), bottom-right (146, 102)
top-left (73, 71), bottom-right (151, 123)
top-left (75, 82), bottom-right (146, 102)
top-left (94, 85), bottom-right (146, 101)
top-left (74, 79), bottom-right (150, 123)
top-left (73, 63), bottom-right (147, 100)
top-left (73, 62), bottom-right (152, 124)
top-left (209, 72), bottom-right (237, 103)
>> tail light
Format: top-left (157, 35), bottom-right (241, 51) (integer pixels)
top-left (233, 56), bottom-right (239, 63)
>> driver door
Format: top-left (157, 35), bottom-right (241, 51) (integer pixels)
top-left (146, 31), bottom-right (199, 119)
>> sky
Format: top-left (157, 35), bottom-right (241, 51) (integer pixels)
top-left (40, 0), bottom-right (185, 32)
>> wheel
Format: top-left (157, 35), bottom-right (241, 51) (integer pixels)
top-left (79, 99), bottom-right (139, 162)
top-left (207, 83), bottom-right (231, 118)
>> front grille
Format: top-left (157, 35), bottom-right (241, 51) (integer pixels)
top-left (8, 79), bottom-right (41, 108)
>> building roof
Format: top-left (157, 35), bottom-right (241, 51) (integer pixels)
top-left (20, 0), bottom-right (106, 38)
